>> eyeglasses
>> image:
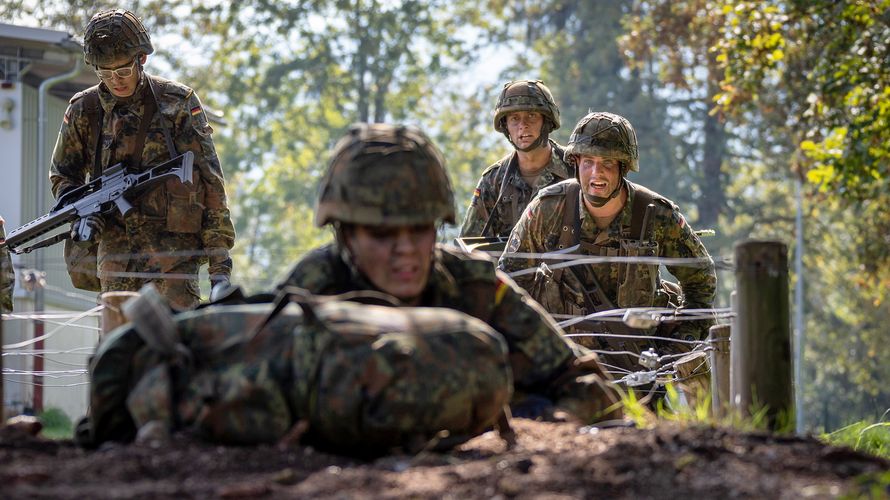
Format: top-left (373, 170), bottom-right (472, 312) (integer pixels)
top-left (95, 58), bottom-right (138, 80)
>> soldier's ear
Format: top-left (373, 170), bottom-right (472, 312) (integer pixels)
top-left (138, 54), bottom-right (148, 66)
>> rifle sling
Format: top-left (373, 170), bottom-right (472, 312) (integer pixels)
top-left (131, 84), bottom-right (157, 170)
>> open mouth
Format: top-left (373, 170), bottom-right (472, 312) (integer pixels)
top-left (391, 263), bottom-right (420, 281)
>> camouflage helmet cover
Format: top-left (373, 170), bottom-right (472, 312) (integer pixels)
top-left (315, 123), bottom-right (456, 227)
top-left (493, 80), bottom-right (561, 133)
top-left (83, 9), bottom-right (154, 66)
top-left (565, 111), bottom-right (639, 172)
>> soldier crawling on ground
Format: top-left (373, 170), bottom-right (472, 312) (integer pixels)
top-left (499, 111), bottom-right (717, 374)
top-left (50, 9), bottom-right (235, 309)
top-left (459, 80), bottom-right (573, 239)
top-left (277, 122), bottom-right (622, 424)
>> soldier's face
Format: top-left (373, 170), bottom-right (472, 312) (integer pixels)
top-left (578, 155), bottom-right (621, 198)
top-left (345, 223), bottom-right (436, 305)
top-left (506, 111), bottom-right (544, 149)
top-left (96, 54), bottom-right (145, 98)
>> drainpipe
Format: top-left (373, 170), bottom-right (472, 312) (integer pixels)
top-left (32, 44), bottom-right (83, 413)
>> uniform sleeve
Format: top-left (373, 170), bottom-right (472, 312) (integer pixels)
top-left (49, 104), bottom-right (89, 198)
top-left (487, 269), bottom-right (575, 391)
top-left (658, 207), bottom-right (717, 339)
top-left (498, 197), bottom-right (548, 290)
top-left (459, 172), bottom-right (497, 237)
top-left (174, 91), bottom-right (236, 277)
top-left (659, 207), bottom-right (717, 309)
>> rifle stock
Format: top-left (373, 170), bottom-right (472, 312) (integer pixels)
top-left (5, 151), bottom-right (194, 254)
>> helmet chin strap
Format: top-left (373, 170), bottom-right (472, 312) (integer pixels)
top-left (509, 122), bottom-right (552, 153)
top-left (582, 178), bottom-right (625, 207)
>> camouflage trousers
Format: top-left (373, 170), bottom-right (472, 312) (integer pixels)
top-left (98, 221), bottom-right (203, 309)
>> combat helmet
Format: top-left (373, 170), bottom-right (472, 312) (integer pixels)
top-left (83, 9), bottom-right (154, 67)
top-left (315, 123), bottom-right (456, 227)
top-left (493, 80), bottom-right (560, 151)
top-left (565, 111), bottom-right (639, 173)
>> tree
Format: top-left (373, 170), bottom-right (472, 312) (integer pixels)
top-left (484, 0), bottom-right (688, 210)
top-left (619, 0), bottom-right (733, 228)
top-left (178, 0), bottom-right (487, 287)
top-left (715, 1), bottom-right (890, 202)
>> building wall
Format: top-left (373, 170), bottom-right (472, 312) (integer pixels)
top-left (3, 82), bottom-right (97, 422)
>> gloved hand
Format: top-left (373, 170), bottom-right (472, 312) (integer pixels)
top-left (209, 275), bottom-right (231, 302)
top-left (71, 215), bottom-right (105, 242)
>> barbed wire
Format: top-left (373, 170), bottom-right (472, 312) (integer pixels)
top-left (502, 250), bottom-right (734, 279)
top-left (1, 347), bottom-right (95, 356)
top-left (2, 369), bottom-right (88, 377)
top-left (2, 378), bottom-right (90, 388)
top-left (2, 305), bottom-right (103, 350)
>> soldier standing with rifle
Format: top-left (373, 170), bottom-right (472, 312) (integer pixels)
top-left (499, 112), bottom-right (717, 372)
top-left (459, 80), bottom-right (573, 240)
top-left (49, 9), bottom-right (235, 309)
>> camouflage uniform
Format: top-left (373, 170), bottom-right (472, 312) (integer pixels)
top-left (460, 80), bottom-right (570, 238)
top-left (460, 140), bottom-right (573, 238)
top-left (79, 288), bottom-right (513, 455)
top-left (0, 216), bottom-right (14, 313)
top-left (50, 75), bottom-right (234, 309)
top-left (48, 9), bottom-right (234, 309)
top-left (278, 243), bottom-right (576, 393)
top-left (501, 180), bottom-right (716, 327)
top-left (277, 122), bottom-right (620, 423)
top-left (499, 113), bottom-right (717, 367)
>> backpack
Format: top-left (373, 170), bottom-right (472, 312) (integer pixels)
top-left (77, 286), bottom-right (513, 455)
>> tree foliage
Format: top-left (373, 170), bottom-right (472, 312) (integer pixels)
top-left (714, 1), bottom-right (890, 201)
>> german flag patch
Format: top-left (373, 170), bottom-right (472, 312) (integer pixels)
top-left (190, 105), bottom-right (202, 116)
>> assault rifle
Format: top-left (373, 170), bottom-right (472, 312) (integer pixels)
top-left (4, 151), bottom-right (194, 254)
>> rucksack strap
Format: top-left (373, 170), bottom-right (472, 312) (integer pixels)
top-left (83, 89), bottom-right (104, 180)
top-left (628, 183), bottom-right (656, 241)
top-left (480, 154), bottom-right (518, 237)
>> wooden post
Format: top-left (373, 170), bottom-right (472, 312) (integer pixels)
top-left (99, 291), bottom-right (141, 339)
top-left (731, 240), bottom-right (793, 429)
top-left (709, 324), bottom-right (731, 418)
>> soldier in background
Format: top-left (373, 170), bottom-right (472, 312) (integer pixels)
top-left (49, 9), bottom-right (235, 309)
top-left (499, 112), bottom-right (716, 369)
top-left (459, 80), bottom-right (573, 239)
top-left (1, 216), bottom-right (14, 313)
top-left (277, 123), bottom-right (621, 424)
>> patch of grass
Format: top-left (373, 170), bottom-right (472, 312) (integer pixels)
top-left (822, 419), bottom-right (890, 460)
top-left (38, 407), bottom-right (73, 440)
top-left (618, 381), bottom-right (795, 434)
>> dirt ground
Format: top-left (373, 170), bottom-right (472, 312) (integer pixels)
top-left (3, 418), bottom-right (889, 499)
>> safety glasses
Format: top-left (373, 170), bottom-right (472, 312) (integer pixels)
top-left (95, 58), bottom-right (138, 80)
